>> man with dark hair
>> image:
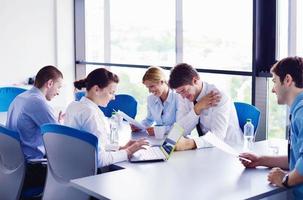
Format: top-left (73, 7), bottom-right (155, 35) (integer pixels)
top-left (169, 63), bottom-right (243, 150)
top-left (7, 65), bottom-right (63, 158)
top-left (240, 57), bottom-right (303, 198)
top-left (6, 65), bottom-right (63, 196)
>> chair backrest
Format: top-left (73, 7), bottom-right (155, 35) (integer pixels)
top-left (0, 87), bottom-right (27, 112)
top-left (74, 91), bottom-right (85, 101)
top-left (0, 125), bottom-right (26, 200)
top-left (102, 94), bottom-right (138, 118)
top-left (41, 124), bottom-right (98, 200)
top-left (234, 102), bottom-right (261, 134)
top-left (75, 92), bottom-right (138, 118)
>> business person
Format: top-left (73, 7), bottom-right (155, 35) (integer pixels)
top-left (131, 66), bottom-right (179, 135)
top-left (168, 63), bottom-right (243, 150)
top-left (64, 68), bottom-right (148, 167)
top-left (240, 57), bottom-right (303, 198)
top-left (6, 65), bottom-right (63, 195)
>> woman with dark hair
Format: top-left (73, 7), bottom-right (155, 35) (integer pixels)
top-left (65, 68), bottom-right (148, 167)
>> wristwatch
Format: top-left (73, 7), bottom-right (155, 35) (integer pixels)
top-left (282, 173), bottom-right (290, 188)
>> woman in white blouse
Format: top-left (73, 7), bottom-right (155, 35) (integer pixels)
top-left (131, 66), bottom-right (179, 135)
top-left (64, 68), bottom-right (148, 167)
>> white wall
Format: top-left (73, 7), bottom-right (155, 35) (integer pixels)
top-left (0, 0), bottom-right (75, 113)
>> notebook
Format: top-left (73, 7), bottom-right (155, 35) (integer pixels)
top-left (130, 123), bottom-right (184, 162)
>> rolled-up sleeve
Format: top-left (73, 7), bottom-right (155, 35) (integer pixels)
top-left (176, 96), bottom-right (199, 136)
top-left (293, 118), bottom-right (303, 175)
top-left (98, 147), bottom-right (128, 167)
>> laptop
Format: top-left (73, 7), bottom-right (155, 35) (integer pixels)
top-left (130, 123), bottom-right (184, 162)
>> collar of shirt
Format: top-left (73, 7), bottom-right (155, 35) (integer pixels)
top-left (290, 92), bottom-right (303, 115)
top-left (153, 89), bottom-right (174, 106)
top-left (80, 96), bottom-right (101, 111)
top-left (30, 86), bottom-right (47, 101)
top-left (195, 81), bottom-right (208, 102)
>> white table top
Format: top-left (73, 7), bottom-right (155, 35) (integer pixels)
top-left (71, 136), bottom-right (288, 200)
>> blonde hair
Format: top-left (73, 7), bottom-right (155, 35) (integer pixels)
top-left (142, 66), bottom-right (167, 84)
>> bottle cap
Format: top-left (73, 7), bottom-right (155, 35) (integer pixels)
top-left (246, 118), bottom-right (252, 122)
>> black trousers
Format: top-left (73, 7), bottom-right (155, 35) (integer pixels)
top-left (21, 162), bottom-right (47, 200)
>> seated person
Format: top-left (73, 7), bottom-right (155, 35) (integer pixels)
top-left (168, 63), bottom-right (243, 150)
top-left (6, 65), bottom-right (64, 195)
top-left (131, 66), bottom-right (179, 135)
top-left (240, 57), bottom-right (303, 199)
top-left (64, 68), bottom-right (148, 167)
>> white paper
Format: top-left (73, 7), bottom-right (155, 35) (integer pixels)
top-left (202, 133), bottom-right (251, 162)
top-left (117, 110), bottom-right (146, 130)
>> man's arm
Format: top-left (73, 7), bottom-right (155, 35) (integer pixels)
top-left (28, 98), bottom-right (57, 126)
top-left (176, 95), bottom-right (199, 135)
top-left (240, 153), bottom-right (288, 168)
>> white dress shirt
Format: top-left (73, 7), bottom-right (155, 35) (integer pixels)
top-left (64, 97), bottom-right (128, 167)
top-left (141, 89), bottom-right (178, 132)
top-left (176, 81), bottom-right (243, 148)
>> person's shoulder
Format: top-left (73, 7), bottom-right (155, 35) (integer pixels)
top-left (66, 100), bottom-right (96, 118)
top-left (170, 90), bottom-right (180, 98)
top-left (204, 82), bottom-right (230, 107)
top-left (147, 94), bottom-right (158, 103)
top-left (293, 101), bottom-right (303, 118)
top-left (204, 82), bottom-right (222, 94)
top-left (67, 100), bottom-right (90, 112)
top-left (25, 93), bottom-right (47, 106)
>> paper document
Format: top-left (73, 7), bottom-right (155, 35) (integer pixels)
top-left (203, 132), bottom-right (251, 162)
top-left (117, 111), bottom-right (146, 130)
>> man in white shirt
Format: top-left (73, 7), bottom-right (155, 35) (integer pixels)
top-left (168, 63), bottom-right (243, 150)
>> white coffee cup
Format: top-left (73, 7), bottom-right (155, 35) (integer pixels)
top-left (154, 125), bottom-right (166, 139)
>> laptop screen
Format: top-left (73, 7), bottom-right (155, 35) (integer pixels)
top-left (161, 123), bottom-right (184, 156)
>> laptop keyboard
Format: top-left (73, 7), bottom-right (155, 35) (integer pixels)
top-left (134, 147), bottom-right (166, 160)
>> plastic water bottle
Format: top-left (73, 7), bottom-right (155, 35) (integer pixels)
top-left (109, 112), bottom-right (119, 147)
top-left (243, 119), bottom-right (254, 150)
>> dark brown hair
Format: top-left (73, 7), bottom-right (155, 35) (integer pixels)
top-left (74, 68), bottom-right (119, 91)
top-left (271, 56), bottom-right (303, 88)
top-left (168, 63), bottom-right (199, 89)
top-left (34, 65), bottom-right (63, 88)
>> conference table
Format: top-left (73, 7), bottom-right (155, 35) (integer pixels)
top-left (71, 127), bottom-right (288, 200)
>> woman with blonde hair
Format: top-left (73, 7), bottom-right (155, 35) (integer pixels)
top-left (131, 66), bottom-right (179, 135)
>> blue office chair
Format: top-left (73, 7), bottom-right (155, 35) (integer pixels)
top-left (75, 92), bottom-right (138, 118)
top-left (41, 124), bottom-right (98, 200)
top-left (74, 91), bottom-right (85, 101)
top-left (0, 125), bottom-right (26, 200)
top-left (0, 87), bottom-right (27, 112)
top-left (234, 102), bottom-right (260, 134)
top-left (0, 124), bottom-right (44, 200)
top-left (103, 94), bottom-right (138, 118)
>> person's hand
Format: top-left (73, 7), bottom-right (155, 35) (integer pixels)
top-left (58, 110), bottom-right (65, 124)
top-left (267, 167), bottom-right (287, 187)
top-left (175, 137), bottom-right (196, 151)
top-left (125, 138), bottom-right (149, 158)
top-left (194, 90), bottom-right (221, 115)
top-left (130, 124), bottom-right (141, 132)
top-left (146, 127), bottom-right (154, 136)
top-left (120, 140), bottom-right (136, 150)
top-left (239, 152), bottom-right (260, 168)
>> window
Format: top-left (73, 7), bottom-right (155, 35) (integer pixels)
top-left (297, 0), bottom-right (303, 56)
top-left (276, 0), bottom-right (288, 59)
top-left (110, 0), bottom-right (175, 65)
top-left (198, 73), bottom-right (251, 103)
top-left (267, 79), bottom-right (286, 139)
top-left (183, 0), bottom-right (252, 71)
top-left (85, 0), bottom-right (104, 61)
